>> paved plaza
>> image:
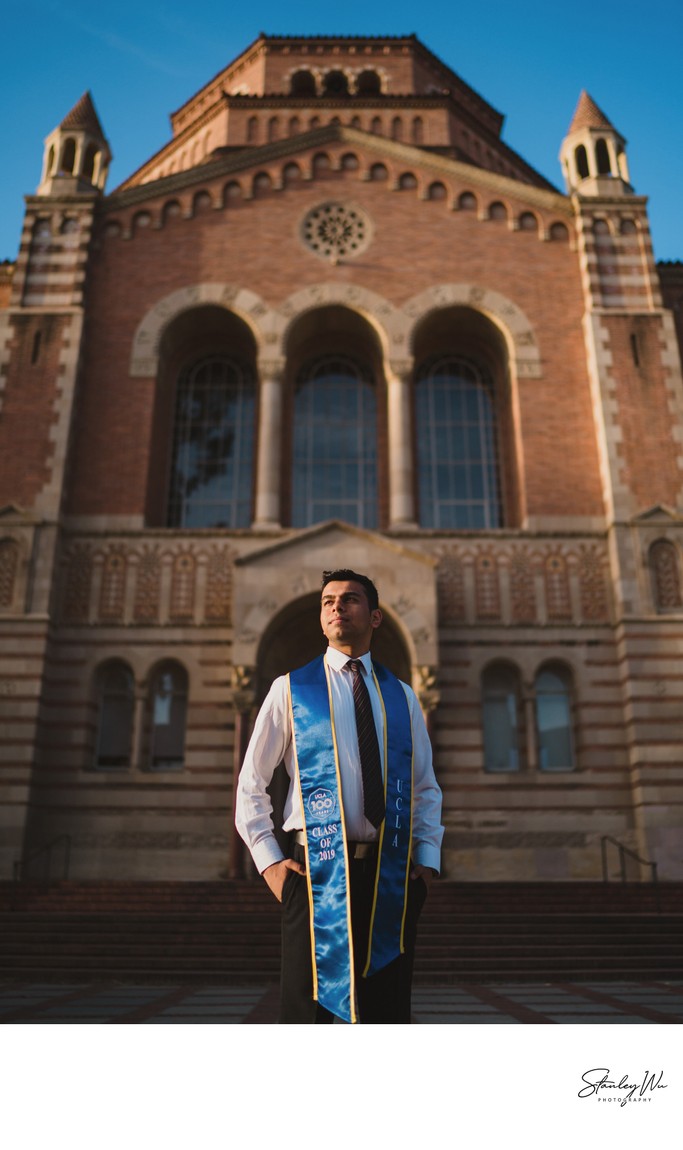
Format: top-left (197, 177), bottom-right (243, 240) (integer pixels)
top-left (1, 980), bottom-right (682, 1024)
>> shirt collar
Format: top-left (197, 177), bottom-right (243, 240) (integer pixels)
top-left (325, 646), bottom-right (373, 675)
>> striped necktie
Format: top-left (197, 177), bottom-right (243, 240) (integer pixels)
top-left (347, 660), bottom-right (385, 828)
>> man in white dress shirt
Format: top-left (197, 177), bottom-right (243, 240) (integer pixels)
top-left (235, 569), bottom-right (443, 1023)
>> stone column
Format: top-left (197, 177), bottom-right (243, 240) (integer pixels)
top-left (253, 357), bottom-right (285, 529)
top-left (386, 358), bottom-right (417, 529)
top-left (228, 665), bottom-right (257, 879)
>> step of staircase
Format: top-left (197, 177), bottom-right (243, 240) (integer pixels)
top-left (1, 881), bottom-right (681, 984)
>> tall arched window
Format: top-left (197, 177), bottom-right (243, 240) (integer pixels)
top-left (60, 138), bottom-right (76, 174)
top-left (415, 356), bottom-right (502, 529)
top-left (596, 138), bottom-right (611, 175)
top-left (94, 661), bottom-right (135, 770)
top-left (148, 662), bottom-right (188, 771)
top-left (535, 664), bottom-right (575, 771)
top-left (482, 663), bottom-right (522, 772)
top-left (167, 356), bottom-right (255, 528)
top-left (575, 144), bottom-right (589, 179)
top-left (292, 356), bottom-right (378, 527)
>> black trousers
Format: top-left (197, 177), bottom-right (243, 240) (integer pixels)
top-left (279, 849), bottom-right (428, 1024)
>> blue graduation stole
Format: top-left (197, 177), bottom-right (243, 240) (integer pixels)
top-left (287, 654), bottom-right (413, 1024)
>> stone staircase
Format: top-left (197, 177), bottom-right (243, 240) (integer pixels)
top-left (1, 880), bottom-right (681, 983)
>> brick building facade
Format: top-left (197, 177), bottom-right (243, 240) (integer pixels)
top-left (2, 34), bottom-right (682, 883)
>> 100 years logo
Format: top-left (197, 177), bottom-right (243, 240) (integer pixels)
top-left (307, 788), bottom-right (338, 823)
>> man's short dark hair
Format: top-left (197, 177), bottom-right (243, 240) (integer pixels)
top-left (321, 569), bottom-right (379, 611)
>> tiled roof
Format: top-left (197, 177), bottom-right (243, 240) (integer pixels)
top-left (568, 90), bottom-right (614, 134)
top-left (59, 91), bottom-right (105, 138)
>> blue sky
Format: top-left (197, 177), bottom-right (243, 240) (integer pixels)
top-left (3, 0), bottom-right (682, 262)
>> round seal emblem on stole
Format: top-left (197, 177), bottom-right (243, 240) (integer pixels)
top-left (307, 788), bottom-right (338, 823)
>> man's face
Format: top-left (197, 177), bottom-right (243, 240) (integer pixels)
top-left (320, 580), bottom-right (382, 655)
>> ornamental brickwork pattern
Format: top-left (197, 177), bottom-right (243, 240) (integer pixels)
top-left (436, 540), bottom-right (611, 626)
top-left (59, 538), bottom-right (234, 626)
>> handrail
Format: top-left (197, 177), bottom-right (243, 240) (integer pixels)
top-left (13, 835), bottom-right (72, 884)
top-left (601, 835), bottom-right (658, 885)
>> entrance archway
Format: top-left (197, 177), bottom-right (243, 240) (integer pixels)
top-left (257, 591), bottom-right (411, 702)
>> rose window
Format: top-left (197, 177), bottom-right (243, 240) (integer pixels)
top-left (301, 202), bottom-right (371, 261)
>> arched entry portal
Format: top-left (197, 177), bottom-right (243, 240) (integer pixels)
top-left (257, 591), bottom-right (411, 701)
top-left (255, 591), bottom-right (412, 855)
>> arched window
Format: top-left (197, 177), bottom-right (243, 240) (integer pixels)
top-left (391, 117), bottom-right (404, 142)
top-left (534, 664), bottom-right (575, 771)
top-left (412, 117), bottom-right (424, 145)
top-left (650, 538), bottom-right (682, 611)
top-left (292, 356), bottom-right (378, 528)
top-left (94, 661), bottom-right (135, 770)
top-left (148, 662), bottom-right (188, 771)
top-left (458, 192), bottom-right (477, 212)
top-left (60, 138), bottom-right (76, 174)
top-left (356, 70), bottom-right (381, 95)
top-left (283, 162), bottom-right (302, 186)
top-left (482, 663), bottom-right (522, 772)
top-left (575, 144), bottom-right (589, 179)
top-left (415, 357), bottom-right (502, 529)
top-left (519, 212), bottom-right (538, 233)
top-left (290, 70), bottom-right (317, 96)
top-left (167, 356), bottom-right (255, 528)
top-left (596, 138), bottom-right (611, 175)
top-left (549, 222), bottom-right (569, 243)
top-left (323, 70), bottom-right (349, 96)
top-left (82, 143), bottom-right (99, 182)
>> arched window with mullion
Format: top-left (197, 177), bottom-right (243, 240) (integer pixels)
top-left (291, 355), bottom-right (378, 528)
top-left (167, 355), bottom-right (255, 528)
top-left (535, 664), bottom-right (575, 771)
top-left (416, 356), bottom-right (502, 529)
top-left (148, 662), bottom-right (188, 771)
top-left (94, 661), bottom-right (135, 770)
top-left (482, 662), bottom-right (522, 772)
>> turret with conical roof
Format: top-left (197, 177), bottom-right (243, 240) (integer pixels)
top-left (38, 91), bottom-right (112, 196)
top-left (560, 90), bottom-right (631, 196)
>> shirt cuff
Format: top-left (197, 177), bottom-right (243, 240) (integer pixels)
top-left (412, 842), bottom-right (441, 874)
top-left (251, 837), bottom-right (286, 875)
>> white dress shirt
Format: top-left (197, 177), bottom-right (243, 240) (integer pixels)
top-left (235, 645), bottom-right (444, 875)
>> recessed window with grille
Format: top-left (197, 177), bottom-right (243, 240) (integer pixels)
top-left (292, 356), bottom-right (378, 528)
top-left (650, 538), bottom-right (682, 611)
top-left (482, 663), bottom-right (522, 772)
top-left (415, 357), bottom-right (502, 529)
top-left (167, 356), bottom-right (255, 528)
top-left (148, 663), bottom-right (188, 771)
top-left (94, 662), bottom-right (135, 770)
